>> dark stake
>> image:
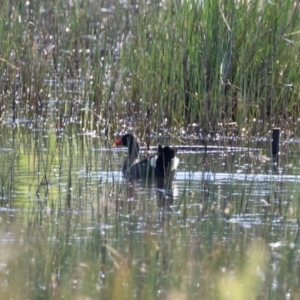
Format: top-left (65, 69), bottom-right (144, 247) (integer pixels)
top-left (272, 128), bottom-right (280, 158)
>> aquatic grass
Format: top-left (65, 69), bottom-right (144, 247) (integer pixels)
top-left (0, 0), bottom-right (119, 140)
top-left (218, 239), bottom-right (268, 300)
top-left (173, 149), bottom-right (300, 224)
top-left (1, 1), bottom-right (300, 299)
top-left (118, 0), bottom-right (300, 136)
top-left (0, 139), bottom-right (300, 299)
top-left (1, 0), bottom-right (300, 137)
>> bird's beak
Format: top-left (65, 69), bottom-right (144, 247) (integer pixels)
top-left (114, 138), bottom-right (122, 146)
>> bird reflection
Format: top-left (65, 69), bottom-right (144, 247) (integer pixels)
top-left (155, 178), bottom-right (174, 208)
top-left (115, 177), bottom-right (175, 215)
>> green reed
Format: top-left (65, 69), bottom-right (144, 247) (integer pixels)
top-left (1, 2), bottom-right (300, 298)
top-left (120, 0), bottom-right (300, 135)
top-left (1, 201), bottom-right (294, 299)
top-left (0, 0), bottom-right (299, 137)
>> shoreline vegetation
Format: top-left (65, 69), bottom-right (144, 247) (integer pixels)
top-left (0, 0), bottom-right (299, 141)
top-left (0, 2), bottom-right (299, 299)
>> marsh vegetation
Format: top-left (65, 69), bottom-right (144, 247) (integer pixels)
top-left (0, 0), bottom-right (300, 299)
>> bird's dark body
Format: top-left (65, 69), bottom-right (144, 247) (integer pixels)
top-left (115, 133), bottom-right (178, 181)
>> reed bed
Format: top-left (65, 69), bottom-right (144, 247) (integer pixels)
top-left (0, 0), bottom-right (299, 138)
top-left (0, 1), bottom-right (300, 299)
top-left (120, 0), bottom-right (300, 136)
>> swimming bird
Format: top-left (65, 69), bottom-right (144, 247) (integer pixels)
top-left (114, 133), bottom-right (179, 180)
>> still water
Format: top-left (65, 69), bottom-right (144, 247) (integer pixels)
top-left (0, 127), bottom-right (299, 299)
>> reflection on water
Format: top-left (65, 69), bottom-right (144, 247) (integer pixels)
top-left (0, 129), bottom-right (300, 298)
